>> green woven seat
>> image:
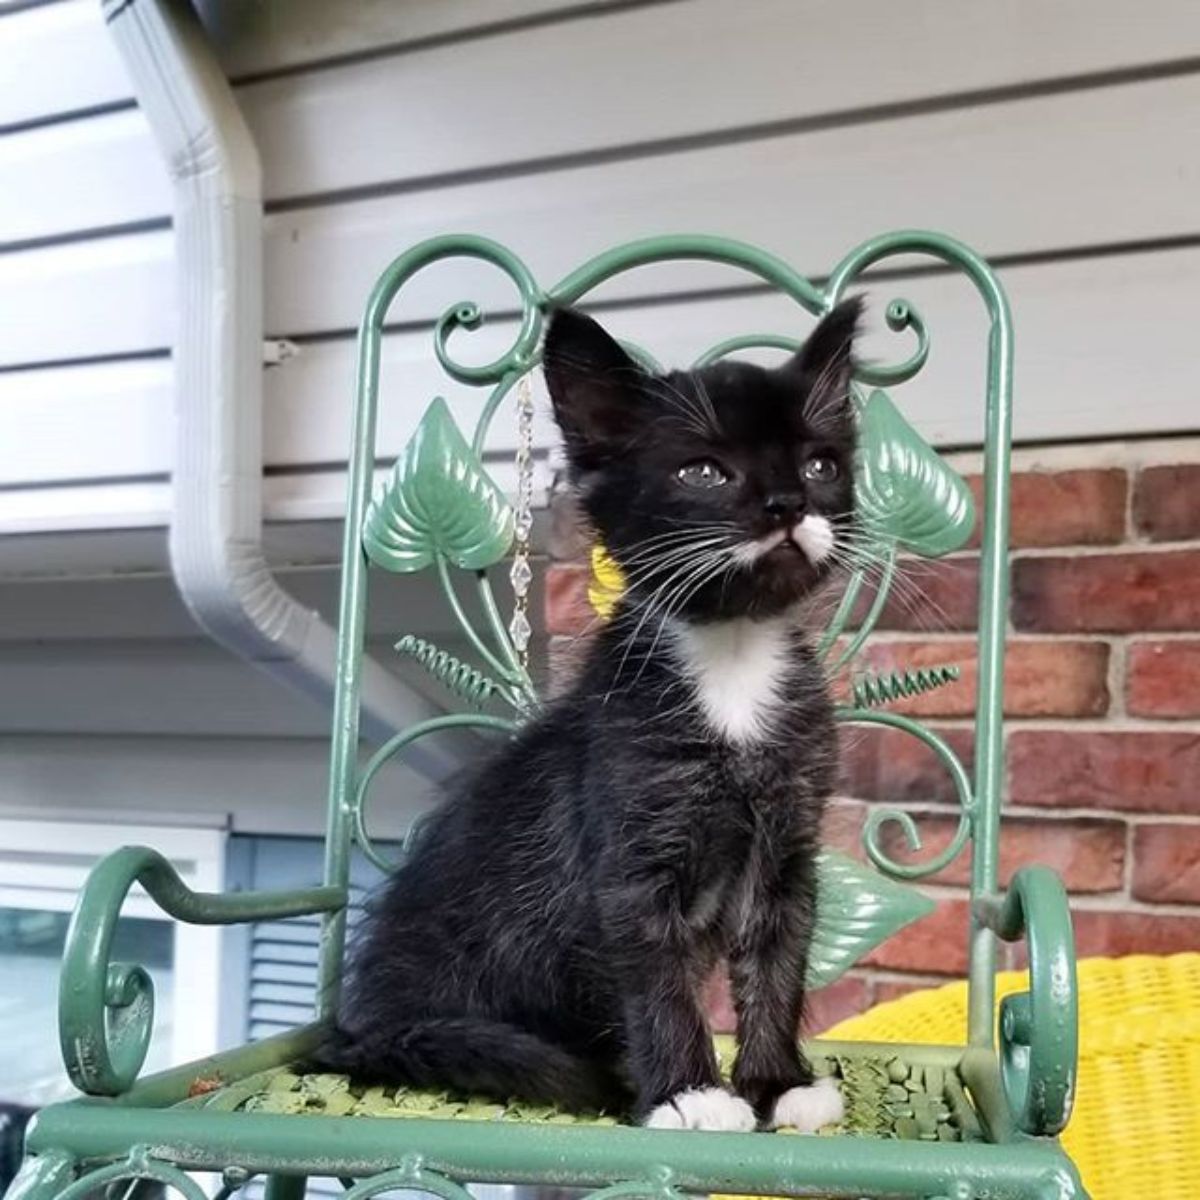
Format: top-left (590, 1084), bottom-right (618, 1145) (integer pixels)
top-left (8, 230), bottom-right (1088, 1200)
top-left (191, 1044), bottom-right (984, 1145)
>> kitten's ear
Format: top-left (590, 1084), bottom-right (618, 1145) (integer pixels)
top-left (785, 298), bottom-right (863, 432)
top-left (543, 307), bottom-right (644, 470)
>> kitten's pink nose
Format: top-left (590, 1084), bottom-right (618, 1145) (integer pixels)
top-left (763, 492), bottom-right (807, 523)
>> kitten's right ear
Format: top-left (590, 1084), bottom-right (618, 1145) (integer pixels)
top-left (543, 307), bottom-right (644, 470)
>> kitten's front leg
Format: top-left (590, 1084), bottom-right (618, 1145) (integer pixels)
top-left (728, 872), bottom-right (844, 1132)
top-left (605, 880), bottom-right (755, 1131)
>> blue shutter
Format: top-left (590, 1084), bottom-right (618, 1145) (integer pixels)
top-left (228, 837), bottom-right (393, 1042)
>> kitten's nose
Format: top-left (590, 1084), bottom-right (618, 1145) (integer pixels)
top-left (763, 492), bottom-right (807, 524)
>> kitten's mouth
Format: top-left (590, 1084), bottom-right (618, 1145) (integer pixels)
top-left (738, 517), bottom-right (835, 568)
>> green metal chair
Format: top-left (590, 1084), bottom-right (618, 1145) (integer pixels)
top-left (6, 232), bottom-right (1087, 1200)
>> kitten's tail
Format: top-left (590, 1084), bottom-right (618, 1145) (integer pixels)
top-left (311, 1019), bottom-right (625, 1113)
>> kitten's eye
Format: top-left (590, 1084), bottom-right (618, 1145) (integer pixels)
top-left (802, 456), bottom-right (839, 483)
top-left (675, 459), bottom-right (729, 489)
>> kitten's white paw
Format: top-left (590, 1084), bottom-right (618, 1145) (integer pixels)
top-left (770, 1077), bottom-right (844, 1132)
top-left (644, 1087), bottom-right (757, 1132)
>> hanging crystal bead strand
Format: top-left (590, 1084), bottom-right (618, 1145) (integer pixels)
top-left (508, 372), bottom-right (535, 667)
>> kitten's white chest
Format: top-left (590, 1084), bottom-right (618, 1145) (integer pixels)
top-left (669, 618), bottom-right (794, 744)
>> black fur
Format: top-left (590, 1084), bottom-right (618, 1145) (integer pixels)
top-left (317, 301), bottom-right (862, 1122)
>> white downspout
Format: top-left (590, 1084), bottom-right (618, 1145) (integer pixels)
top-left (103, 0), bottom-right (456, 776)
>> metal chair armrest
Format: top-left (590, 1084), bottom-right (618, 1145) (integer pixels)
top-left (976, 866), bottom-right (1078, 1136)
top-left (59, 845), bottom-right (345, 1097)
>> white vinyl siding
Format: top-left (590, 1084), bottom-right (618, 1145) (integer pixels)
top-left (2, 0), bottom-right (1199, 535)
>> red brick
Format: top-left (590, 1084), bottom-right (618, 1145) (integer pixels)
top-left (1008, 730), bottom-right (1200, 815)
top-left (839, 724), bottom-right (975, 807)
top-left (821, 798), bottom-right (868, 860)
top-left (543, 563), bottom-right (595, 637)
top-left (856, 638), bottom-right (1109, 718)
top-left (863, 898), bottom-right (970, 976)
top-left (871, 977), bottom-right (944, 1006)
top-left (855, 557), bottom-right (980, 633)
top-left (1012, 550), bottom-right (1200, 633)
top-left (1069, 909), bottom-right (1200, 959)
top-left (1127, 640), bottom-right (1200, 718)
top-left (1132, 824), bottom-right (1200, 904)
top-left (548, 485), bottom-right (592, 562)
top-left (876, 813), bottom-right (1125, 893)
top-left (1133, 465), bottom-right (1200, 542)
top-left (967, 469), bottom-right (1126, 549)
top-left (806, 975), bottom-right (872, 1036)
top-left (700, 967), bottom-right (870, 1036)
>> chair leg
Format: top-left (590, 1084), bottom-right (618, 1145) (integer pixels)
top-left (1032, 1162), bottom-right (1091, 1200)
top-left (262, 1175), bottom-right (307, 1200)
top-left (3, 1151), bottom-right (76, 1200)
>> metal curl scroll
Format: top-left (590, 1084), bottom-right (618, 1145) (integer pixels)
top-left (824, 230), bottom-right (1011, 387)
top-left (342, 1157), bottom-right (475, 1200)
top-left (357, 235), bottom-right (547, 457)
top-left (433, 291), bottom-right (542, 390)
top-left (837, 708), bottom-right (975, 881)
top-left (54, 1151), bottom-right (207, 1200)
top-left (549, 234), bottom-right (827, 315)
top-left (57, 847), bottom-right (343, 1095)
top-left (583, 1171), bottom-right (683, 1200)
top-left (693, 333), bottom-right (803, 369)
top-left (977, 867), bottom-right (1078, 1136)
top-left (856, 297), bottom-right (930, 387)
top-left (353, 713), bottom-right (518, 873)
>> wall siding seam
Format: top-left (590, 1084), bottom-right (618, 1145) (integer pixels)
top-left (225, 0), bottom-right (684, 88)
top-left (0, 96), bottom-right (136, 139)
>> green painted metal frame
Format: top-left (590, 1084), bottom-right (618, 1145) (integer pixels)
top-left (8, 231), bottom-right (1088, 1200)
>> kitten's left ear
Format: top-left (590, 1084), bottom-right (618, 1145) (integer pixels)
top-left (542, 306), bottom-right (646, 475)
top-left (784, 298), bottom-right (863, 432)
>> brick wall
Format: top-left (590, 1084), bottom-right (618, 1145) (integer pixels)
top-left (542, 438), bottom-right (1200, 1032)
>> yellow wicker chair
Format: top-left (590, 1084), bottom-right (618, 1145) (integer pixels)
top-left (823, 954), bottom-right (1200, 1200)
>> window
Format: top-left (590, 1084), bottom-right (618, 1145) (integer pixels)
top-left (0, 818), bottom-right (226, 1108)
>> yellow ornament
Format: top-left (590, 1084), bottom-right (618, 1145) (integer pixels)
top-left (586, 543), bottom-right (626, 620)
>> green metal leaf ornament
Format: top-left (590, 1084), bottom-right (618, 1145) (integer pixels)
top-left (855, 389), bottom-right (975, 557)
top-left (363, 397), bottom-right (515, 573)
top-left (809, 850), bottom-right (936, 989)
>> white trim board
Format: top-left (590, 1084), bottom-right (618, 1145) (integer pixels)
top-left (8, 0), bottom-right (1200, 222)
top-left (0, 736), bottom-right (434, 839)
top-left (0, 0), bottom-right (629, 127)
top-left (9, 70), bottom-right (1200, 335)
top-left (1, 246), bottom-right (1197, 535)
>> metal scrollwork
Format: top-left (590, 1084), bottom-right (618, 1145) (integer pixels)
top-left (58, 847), bottom-right (344, 1095)
top-left (394, 635), bottom-right (500, 707)
top-left (855, 296), bottom-right (930, 387)
top-left (836, 710), bottom-right (975, 882)
top-left (353, 714), bottom-right (517, 873)
top-left (582, 1171), bottom-right (683, 1200)
top-left (341, 1157), bottom-right (475, 1200)
top-left (356, 233), bottom-right (1001, 887)
top-left (342, 229), bottom-right (1013, 1027)
top-left (978, 868), bottom-right (1078, 1136)
top-left (54, 1149), bottom-right (207, 1200)
top-left (851, 665), bottom-right (961, 710)
top-left (693, 333), bottom-right (803, 369)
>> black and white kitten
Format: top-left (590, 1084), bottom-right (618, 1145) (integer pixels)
top-left (319, 300), bottom-right (861, 1132)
